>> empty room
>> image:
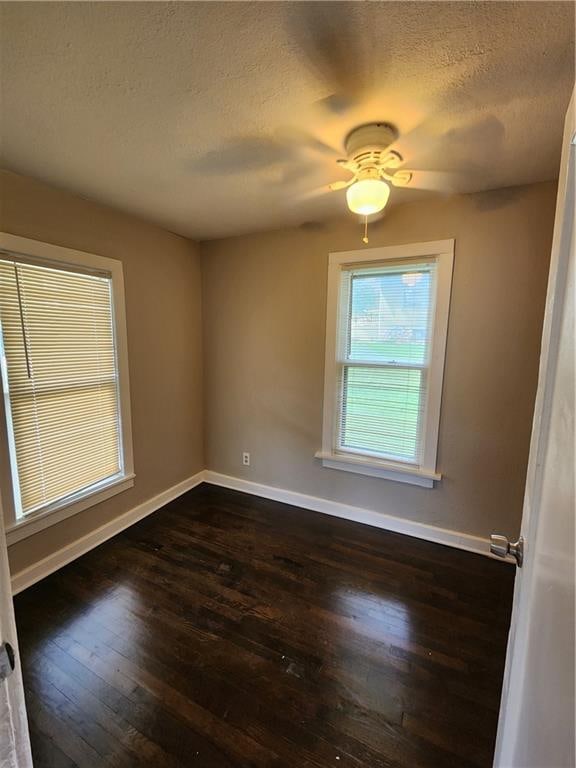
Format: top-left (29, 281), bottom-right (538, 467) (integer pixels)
top-left (0, 2), bottom-right (574, 767)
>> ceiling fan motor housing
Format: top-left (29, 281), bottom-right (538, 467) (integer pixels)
top-left (344, 122), bottom-right (399, 164)
top-left (329, 121), bottom-right (411, 195)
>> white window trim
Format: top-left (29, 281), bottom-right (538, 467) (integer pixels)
top-left (0, 232), bottom-right (135, 544)
top-left (317, 238), bottom-right (454, 488)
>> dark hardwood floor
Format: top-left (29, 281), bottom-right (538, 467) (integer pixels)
top-left (15, 484), bottom-right (515, 768)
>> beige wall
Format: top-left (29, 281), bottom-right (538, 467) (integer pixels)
top-left (1, 171), bottom-right (204, 574)
top-left (0, 174), bottom-right (557, 576)
top-left (201, 182), bottom-right (557, 539)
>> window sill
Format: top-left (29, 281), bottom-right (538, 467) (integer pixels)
top-left (315, 451), bottom-right (440, 488)
top-left (5, 473), bottom-right (136, 545)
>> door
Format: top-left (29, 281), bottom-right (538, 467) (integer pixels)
top-left (0, 504), bottom-right (32, 767)
top-left (493, 91), bottom-right (575, 766)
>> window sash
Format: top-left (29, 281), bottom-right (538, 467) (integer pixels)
top-left (335, 361), bottom-right (429, 465)
top-left (319, 240), bottom-right (454, 486)
top-left (334, 259), bottom-right (435, 466)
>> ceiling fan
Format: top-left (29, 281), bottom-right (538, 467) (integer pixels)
top-left (323, 122), bottom-right (424, 243)
top-left (330, 123), bottom-right (413, 210)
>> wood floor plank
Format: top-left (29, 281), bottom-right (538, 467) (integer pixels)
top-left (15, 484), bottom-right (514, 767)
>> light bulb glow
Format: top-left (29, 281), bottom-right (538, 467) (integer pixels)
top-left (346, 179), bottom-right (390, 215)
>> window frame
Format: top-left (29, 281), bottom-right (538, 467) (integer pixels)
top-left (0, 233), bottom-right (134, 544)
top-left (317, 239), bottom-right (454, 488)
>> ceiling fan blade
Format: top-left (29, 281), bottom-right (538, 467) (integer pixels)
top-left (192, 136), bottom-right (297, 175)
top-left (388, 170), bottom-right (413, 187)
top-left (285, 3), bottom-right (366, 115)
top-left (192, 129), bottom-right (338, 177)
top-left (296, 177), bottom-right (354, 201)
top-left (275, 127), bottom-right (340, 157)
top-left (395, 170), bottom-right (463, 194)
top-left (296, 185), bottom-right (333, 201)
top-left (329, 179), bottom-right (353, 191)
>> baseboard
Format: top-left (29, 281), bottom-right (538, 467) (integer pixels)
top-left (10, 470), bottom-right (205, 594)
top-left (10, 467), bottom-right (510, 594)
top-left (204, 470), bottom-right (504, 561)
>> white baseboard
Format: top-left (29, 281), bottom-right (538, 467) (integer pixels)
top-left (204, 470), bottom-right (505, 561)
top-left (10, 468), bottom-right (511, 594)
top-left (10, 471), bottom-right (205, 595)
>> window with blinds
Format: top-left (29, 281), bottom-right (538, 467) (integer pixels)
top-left (0, 257), bottom-right (123, 518)
top-left (336, 260), bottom-right (436, 465)
top-left (319, 241), bottom-right (453, 486)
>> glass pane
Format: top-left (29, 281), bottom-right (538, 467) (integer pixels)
top-left (349, 268), bottom-right (433, 364)
top-left (340, 366), bottom-right (423, 463)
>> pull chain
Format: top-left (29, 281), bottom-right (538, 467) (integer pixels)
top-left (362, 215), bottom-right (369, 244)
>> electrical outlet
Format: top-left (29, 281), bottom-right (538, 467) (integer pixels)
top-left (242, 452), bottom-right (250, 466)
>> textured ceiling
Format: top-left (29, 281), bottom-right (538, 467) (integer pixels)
top-left (1, 2), bottom-right (574, 240)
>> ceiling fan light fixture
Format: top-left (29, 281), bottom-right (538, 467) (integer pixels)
top-left (346, 178), bottom-right (390, 215)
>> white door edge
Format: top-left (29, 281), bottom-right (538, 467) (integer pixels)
top-left (493, 89), bottom-right (575, 767)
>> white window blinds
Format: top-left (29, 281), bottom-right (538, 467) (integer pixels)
top-left (335, 259), bottom-right (436, 465)
top-left (0, 258), bottom-right (122, 517)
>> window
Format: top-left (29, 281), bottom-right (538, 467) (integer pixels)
top-left (317, 240), bottom-right (454, 487)
top-left (0, 233), bottom-right (134, 543)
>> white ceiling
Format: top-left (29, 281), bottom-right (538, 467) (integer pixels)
top-left (1, 2), bottom-right (574, 240)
